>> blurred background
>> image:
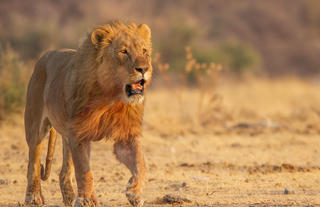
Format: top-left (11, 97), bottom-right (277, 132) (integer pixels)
top-left (1, 0), bottom-right (320, 74)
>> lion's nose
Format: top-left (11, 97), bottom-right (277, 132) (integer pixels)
top-left (135, 67), bottom-right (148, 74)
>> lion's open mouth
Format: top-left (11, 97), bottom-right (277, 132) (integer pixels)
top-left (125, 79), bottom-right (145, 97)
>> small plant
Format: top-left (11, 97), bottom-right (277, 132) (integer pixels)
top-left (153, 46), bottom-right (228, 128)
top-left (183, 46), bottom-right (227, 126)
top-left (153, 52), bottom-right (170, 84)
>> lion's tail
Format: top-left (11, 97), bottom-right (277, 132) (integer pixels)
top-left (41, 127), bottom-right (57, 181)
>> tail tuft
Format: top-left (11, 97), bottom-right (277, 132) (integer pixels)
top-left (40, 163), bottom-right (47, 181)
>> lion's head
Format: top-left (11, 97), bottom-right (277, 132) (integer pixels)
top-left (90, 22), bottom-right (152, 104)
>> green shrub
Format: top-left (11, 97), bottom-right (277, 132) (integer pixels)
top-left (193, 41), bottom-right (261, 73)
top-left (5, 27), bottom-right (55, 60)
top-left (154, 20), bottom-right (261, 84)
top-left (0, 45), bottom-right (29, 119)
top-left (154, 22), bottom-right (198, 73)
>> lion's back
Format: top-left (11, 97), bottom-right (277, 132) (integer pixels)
top-left (44, 49), bottom-right (77, 78)
top-left (27, 48), bottom-right (76, 102)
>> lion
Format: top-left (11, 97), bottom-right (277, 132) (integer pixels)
top-left (24, 22), bottom-right (152, 207)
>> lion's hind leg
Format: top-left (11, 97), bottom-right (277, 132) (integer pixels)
top-left (25, 118), bottom-right (50, 205)
top-left (25, 139), bottom-right (45, 205)
top-left (25, 53), bottom-right (50, 205)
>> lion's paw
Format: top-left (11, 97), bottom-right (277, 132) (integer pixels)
top-left (25, 191), bottom-right (45, 206)
top-left (74, 197), bottom-right (96, 207)
top-left (126, 190), bottom-right (144, 207)
top-left (61, 184), bottom-right (75, 206)
top-left (62, 193), bottom-right (75, 207)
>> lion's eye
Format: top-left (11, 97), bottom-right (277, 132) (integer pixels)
top-left (120, 49), bottom-right (128, 55)
top-left (143, 48), bottom-right (147, 54)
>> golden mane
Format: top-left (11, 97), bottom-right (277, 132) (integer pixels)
top-left (72, 101), bottom-right (143, 142)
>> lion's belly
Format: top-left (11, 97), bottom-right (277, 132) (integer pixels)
top-left (44, 95), bottom-right (68, 136)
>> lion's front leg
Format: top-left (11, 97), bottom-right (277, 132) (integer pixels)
top-left (114, 139), bottom-right (146, 207)
top-left (69, 138), bottom-right (97, 207)
top-left (59, 138), bottom-right (75, 206)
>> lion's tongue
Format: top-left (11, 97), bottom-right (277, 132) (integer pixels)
top-left (131, 82), bottom-right (143, 91)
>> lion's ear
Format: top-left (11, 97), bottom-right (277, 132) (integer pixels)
top-left (137, 24), bottom-right (151, 42)
top-left (91, 26), bottom-right (113, 49)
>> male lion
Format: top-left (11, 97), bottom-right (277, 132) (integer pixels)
top-left (24, 22), bottom-right (152, 207)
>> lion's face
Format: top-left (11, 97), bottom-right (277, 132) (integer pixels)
top-left (91, 23), bottom-right (152, 104)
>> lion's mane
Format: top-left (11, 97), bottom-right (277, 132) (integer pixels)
top-left (68, 22), bottom-right (150, 142)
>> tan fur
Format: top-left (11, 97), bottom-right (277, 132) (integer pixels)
top-left (24, 22), bottom-right (152, 207)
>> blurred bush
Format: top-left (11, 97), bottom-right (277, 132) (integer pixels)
top-left (218, 42), bottom-right (261, 73)
top-left (0, 45), bottom-right (29, 119)
top-left (153, 18), bottom-right (261, 78)
top-left (193, 41), bottom-right (261, 74)
top-left (0, 24), bottom-right (61, 60)
top-left (154, 22), bottom-right (198, 74)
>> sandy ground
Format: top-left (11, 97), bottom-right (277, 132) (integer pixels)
top-left (0, 78), bottom-right (320, 207)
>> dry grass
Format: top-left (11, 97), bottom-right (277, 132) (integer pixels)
top-left (0, 77), bottom-right (320, 206)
